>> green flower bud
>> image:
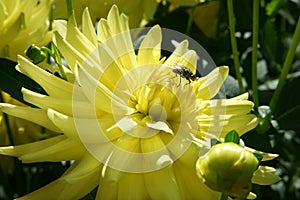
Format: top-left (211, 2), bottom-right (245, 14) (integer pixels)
top-left (26, 44), bottom-right (46, 64)
top-left (196, 143), bottom-right (259, 200)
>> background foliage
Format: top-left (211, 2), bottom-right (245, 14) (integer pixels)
top-left (0, 0), bottom-right (299, 199)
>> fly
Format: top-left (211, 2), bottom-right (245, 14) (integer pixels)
top-left (168, 62), bottom-right (197, 85)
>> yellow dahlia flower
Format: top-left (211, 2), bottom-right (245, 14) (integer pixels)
top-left (0, 5), bottom-right (278, 199)
top-left (0, 0), bottom-right (53, 61)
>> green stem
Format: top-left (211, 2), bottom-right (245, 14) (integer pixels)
top-left (66, 0), bottom-right (73, 18)
top-left (186, 6), bottom-right (196, 36)
top-left (270, 15), bottom-right (300, 111)
top-left (251, 0), bottom-right (259, 109)
top-left (41, 44), bottom-right (68, 81)
top-left (227, 0), bottom-right (245, 93)
top-left (49, 4), bottom-right (54, 31)
top-left (220, 193), bottom-right (228, 200)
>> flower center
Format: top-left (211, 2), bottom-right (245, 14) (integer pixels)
top-left (124, 83), bottom-right (181, 138)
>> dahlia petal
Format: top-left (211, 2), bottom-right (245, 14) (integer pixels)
top-left (230, 93), bottom-right (249, 100)
top-left (179, 50), bottom-right (197, 74)
top-left (93, 44), bottom-right (128, 90)
top-left (137, 25), bottom-right (162, 65)
top-left (200, 98), bottom-right (255, 116)
top-left (247, 192), bottom-right (257, 199)
top-left (22, 88), bottom-right (93, 117)
top-left (66, 19), bottom-right (96, 57)
top-left (54, 19), bottom-right (67, 39)
top-left (144, 166), bottom-right (181, 200)
top-left (47, 109), bottom-right (81, 141)
top-left (164, 40), bottom-right (189, 66)
top-left (20, 138), bottom-right (84, 162)
top-left (118, 173), bottom-right (148, 199)
top-left (146, 121), bottom-right (174, 135)
top-left (244, 147), bottom-right (279, 161)
top-left (76, 64), bottom-right (133, 114)
top-left (140, 134), bottom-right (173, 170)
top-left (82, 8), bottom-right (98, 45)
top-left (17, 153), bottom-right (102, 200)
top-left (198, 114), bottom-right (258, 138)
top-left (107, 5), bottom-right (123, 34)
top-left (97, 167), bottom-right (122, 200)
top-left (97, 18), bottom-right (112, 42)
top-left (0, 135), bottom-right (66, 157)
top-left (0, 103), bottom-right (61, 132)
top-left (193, 66), bottom-right (229, 100)
top-left (252, 166), bottom-right (281, 185)
top-left (17, 56), bottom-right (87, 101)
top-left (174, 161), bottom-right (221, 199)
top-left (96, 6), bottom-right (137, 71)
top-left (54, 32), bottom-right (86, 72)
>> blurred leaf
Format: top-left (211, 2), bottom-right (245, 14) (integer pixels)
top-left (274, 77), bottom-right (300, 131)
top-left (266, 0), bottom-right (288, 16)
top-left (260, 19), bottom-right (280, 67)
top-left (0, 58), bottom-right (46, 105)
top-left (224, 75), bottom-right (240, 98)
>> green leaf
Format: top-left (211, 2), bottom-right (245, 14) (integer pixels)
top-left (274, 76), bottom-right (300, 131)
top-left (0, 58), bottom-right (47, 105)
top-left (224, 130), bottom-right (240, 144)
top-left (266, 0), bottom-right (288, 16)
top-left (252, 152), bottom-right (263, 163)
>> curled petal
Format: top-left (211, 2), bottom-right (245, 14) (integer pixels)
top-left (252, 166), bottom-right (281, 185)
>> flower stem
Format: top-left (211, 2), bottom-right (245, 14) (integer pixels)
top-left (221, 193), bottom-right (228, 200)
top-left (270, 15), bottom-right (300, 111)
top-left (227, 0), bottom-right (245, 93)
top-left (251, 0), bottom-right (259, 109)
top-left (186, 6), bottom-right (196, 36)
top-left (66, 0), bottom-right (73, 18)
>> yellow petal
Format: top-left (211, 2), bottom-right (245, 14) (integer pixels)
top-left (17, 153), bottom-right (102, 200)
top-left (97, 167), bottom-right (123, 200)
top-left (193, 66), bottom-right (228, 100)
top-left (164, 40), bottom-right (189, 66)
top-left (17, 56), bottom-right (87, 101)
top-left (137, 25), bottom-right (162, 66)
top-left (118, 173), bottom-right (148, 200)
top-left (82, 8), bottom-right (97, 45)
top-left (178, 50), bottom-right (197, 74)
top-left (96, 5), bottom-right (137, 71)
top-left (173, 161), bottom-right (221, 199)
top-left (199, 98), bottom-right (255, 116)
top-left (0, 135), bottom-right (66, 157)
top-left (21, 88), bottom-right (93, 117)
top-left (144, 166), bottom-right (181, 200)
top-left (54, 32), bottom-right (86, 72)
top-left (0, 103), bottom-right (61, 132)
top-left (20, 138), bottom-right (84, 163)
top-left (198, 114), bottom-right (258, 138)
top-left (252, 166), bottom-right (281, 185)
top-left (76, 63), bottom-right (132, 114)
top-left (66, 18), bottom-right (96, 58)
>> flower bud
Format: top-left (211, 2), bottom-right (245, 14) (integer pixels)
top-left (196, 143), bottom-right (259, 199)
top-left (26, 44), bottom-right (46, 64)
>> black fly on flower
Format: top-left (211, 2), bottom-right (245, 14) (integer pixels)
top-left (167, 62), bottom-right (197, 86)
